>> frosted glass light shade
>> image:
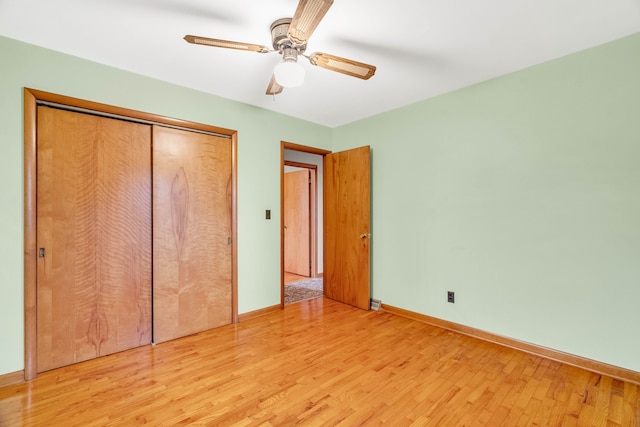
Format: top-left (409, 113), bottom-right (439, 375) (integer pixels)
top-left (274, 60), bottom-right (305, 88)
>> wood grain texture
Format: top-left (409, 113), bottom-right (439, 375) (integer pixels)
top-left (24, 88), bottom-right (239, 379)
top-left (230, 133), bottom-right (239, 324)
top-left (284, 272), bottom-right (310, 284)
top-left (282, 141), bottom-right (331, 156)
top-left (309, 168), bottom-right (318, 278)
top-left (237, 304), bottom-right (281, 323)
top-left (286, 163), bottom-right (320, 278)
top-left (25, 88), bottom-right (236, 137)
top-left (36, 107), bottom-right (152, 372)
top-left (324, 146), bottom-right (371, 310)
top-left (153, 126), bottom-right (233, 343)
top-left (284, 169), bottom-right (311, 276)
top-left (1, 298), bottom-right (637, 426)
top-left (0, 371), bottom-right (24, 388)
top-left (23, 89), bottom-right (38, 381)
top-left (383, 303), bottom-right (640, 387)
top-left (280, 143), bottom-right (329, 308)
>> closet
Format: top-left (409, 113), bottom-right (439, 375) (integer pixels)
top-left (34, 103), bottom-right (233, 372)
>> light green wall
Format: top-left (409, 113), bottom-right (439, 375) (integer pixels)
top-left (2, 32), bottom-right (639, 377)
top-left (0, 35), bottom-right (331, 375)
top-left (333, 33), bottom-right (640, 372)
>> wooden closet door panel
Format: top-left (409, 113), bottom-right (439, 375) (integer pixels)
top-left (37, 107), bottom-right (94, 370)
top-left (36, 107), bottom-right (152, 372)
top-left (96, 115), bottom-right (153, 356)
top-left (153, 126), bottom-right (232, 343)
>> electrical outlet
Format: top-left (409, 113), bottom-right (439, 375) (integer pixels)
top-left (447, 291), bottom-right (455, 303)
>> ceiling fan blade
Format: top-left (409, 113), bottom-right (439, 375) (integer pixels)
top-left (308, 52), bottom-right (376, 80)
top-left (266, 74), bottom-right (284, 95)
top-left (288, 0), bottom-right (334, 45)
top-left (184, 35), bottom-right (270, 53)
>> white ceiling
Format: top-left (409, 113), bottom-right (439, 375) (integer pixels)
top-left (1, 0), bottom-right (639, 127)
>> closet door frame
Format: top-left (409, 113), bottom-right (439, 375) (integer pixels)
top-left (23, 88), bottom-right (238, 381)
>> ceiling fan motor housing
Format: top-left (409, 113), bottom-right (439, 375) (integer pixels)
top-left (270, 18), bottom-right (306, 54)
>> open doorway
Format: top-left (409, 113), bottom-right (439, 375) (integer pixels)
top-left (281, 143), bottom-right (329, 306)
top-left (281, 141), bottom-right (372, 310)
top-left (283, 162), bottom-right (321, 305)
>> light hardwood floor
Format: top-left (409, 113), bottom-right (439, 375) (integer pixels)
top-left (284, 271), bottom-right (311, 284)
top-left (1, 298), bottom-right (638, 426)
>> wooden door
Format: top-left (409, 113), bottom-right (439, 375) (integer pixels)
top-left (324, 146), bottom-right (371, 310)
top-left (284, 169), bottom-right (311, 276)
top-left (153, 126), bottom-right (233, 343)
top-left (36, 106), bottom-right (152, 372)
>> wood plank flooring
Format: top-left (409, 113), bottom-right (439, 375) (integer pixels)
top-left (1, 298), bottom-right (638, 426)
top-left (284, 271), bottom-right (310, 284)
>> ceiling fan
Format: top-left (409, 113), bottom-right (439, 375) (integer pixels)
top-left (184, 0), bottom-right (376, 95)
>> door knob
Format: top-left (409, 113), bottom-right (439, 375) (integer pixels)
top-left (359, 233), bottom-right (371, 239)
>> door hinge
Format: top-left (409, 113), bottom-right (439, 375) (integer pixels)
top-left (227, 237), bottom-right (232, 245)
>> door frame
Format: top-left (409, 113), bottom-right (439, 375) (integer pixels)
top-left (23, 88), bottom-right (239, 380)
top-left (280, 142), bottom-right (331, 308)
top-left (284, 161), bottom-right (317, 278)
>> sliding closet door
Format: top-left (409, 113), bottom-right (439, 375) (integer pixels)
top-left (153, 126), bottom-right (233, 343)
top-left (36, 106), bottom-right (152, 372)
